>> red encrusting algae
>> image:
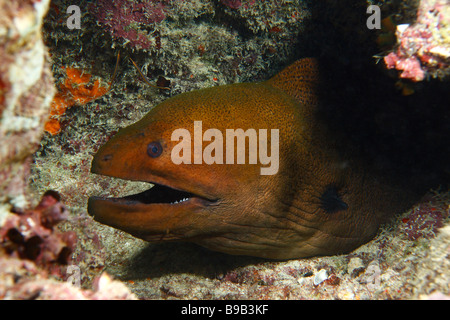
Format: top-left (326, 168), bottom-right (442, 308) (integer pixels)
top-left (0, 191), bottom-right (76, 268)
top-left (384, 0), bottom-right (450, 82)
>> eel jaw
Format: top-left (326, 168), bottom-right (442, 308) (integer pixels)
top-left (87, 183), bottom-right (219, 241)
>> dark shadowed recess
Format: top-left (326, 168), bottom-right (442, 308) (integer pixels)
top-left (299, 0), bottom-right (449, 193)
top-left (122, 242), bottom-right (266, 280)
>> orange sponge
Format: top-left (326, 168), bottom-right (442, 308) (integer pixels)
top-left (45, 67), bottom-right (109, 135)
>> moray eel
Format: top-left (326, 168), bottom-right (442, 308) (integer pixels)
top-left (88, 58), bottom-right (412, 259)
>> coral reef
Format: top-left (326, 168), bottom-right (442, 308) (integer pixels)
top-left (384, 0), bottom-right (450, 81)
top-left (0, 191), bottom-right (137, 300)
top-left (90, 0), bottom-right (169, 50)
top-left (0, 255), bottom-right (137, 299)
top-left (400, 194), bottom-right (447, 240)
top-left (85, 0), bottom-right (309, 90)
top-left (3, 0), bottom-right (445, 300)
top-left (0, 191), bottom-right (75, 268)
top-left (0, 0), bottom-right (138, 300)
top-left (220, 0), bottom-right (245, 10)
top-left (0, 0), bottom-right (55, 210)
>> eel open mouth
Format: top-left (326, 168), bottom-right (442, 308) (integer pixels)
top-left (87, 181), bottom-right (219, 240)
top-left (88, 182), bottom-right (218, 209)
top-left (119, 184), bottom-right (196, 205)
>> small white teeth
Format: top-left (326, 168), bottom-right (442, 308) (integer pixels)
top-left (171, 198), bottom-right (190, 204)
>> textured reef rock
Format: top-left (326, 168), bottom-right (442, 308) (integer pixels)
top-left (90, 0), bottom-right (169, 50)
top-left (0, 255), bottom-right (137, 299)
top-left (0, 191), bottom-right (75, 268)
top-left (0, 191), bottom-right (137, 300)
top-left (85, 0), bottom-right (309, 90)
top-left (0, 0), bottom-right (55, 212)
top-left (384, 0), bottom-right (450, 81)
top-left (0, 0), bottom-right (136, 300)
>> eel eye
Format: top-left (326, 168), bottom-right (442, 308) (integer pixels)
top-left (147, 142), bottom-right (163, 158)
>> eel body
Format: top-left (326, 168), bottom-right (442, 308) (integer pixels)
top-left (88, 58), bottom-right (412, 259)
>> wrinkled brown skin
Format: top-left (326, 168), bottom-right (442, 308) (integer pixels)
top-left (88, 58), bottom-right (413, 259)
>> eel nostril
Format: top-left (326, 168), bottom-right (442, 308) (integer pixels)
top-left (102, 154), bottom-right (113, 162)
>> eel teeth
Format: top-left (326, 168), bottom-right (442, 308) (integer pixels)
top-left (171, 197), bottom-right (190, 204)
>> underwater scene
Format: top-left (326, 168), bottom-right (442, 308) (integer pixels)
top-left (0, 0), bottom-right (449, 301)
